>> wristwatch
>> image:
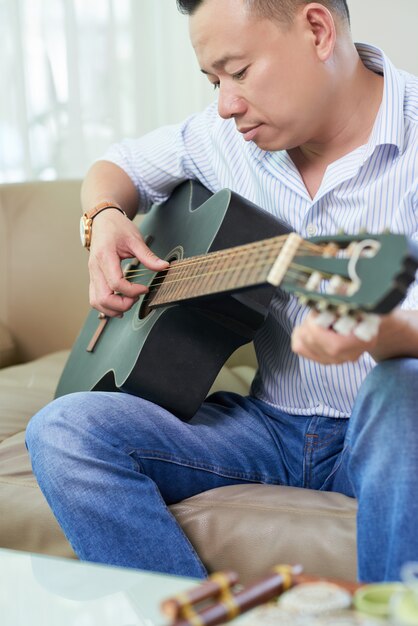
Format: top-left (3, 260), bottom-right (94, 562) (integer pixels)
top-left (80, 201), bottom-right (127, 250)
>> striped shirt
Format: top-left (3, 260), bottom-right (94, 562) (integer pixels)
top-left (103, 43), bottom-right (418, 418)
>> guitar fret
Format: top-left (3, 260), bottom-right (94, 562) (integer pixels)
top-left (214, 251), bottom-right (233, 293)
top-left (246, 240), bottom-right (272, 286)
top-left (186, 259), bottom-right (199, 298)
top-left (172, 260), bottom-right (189, 300)
top-left (203, 255), bottom-right (220, 296)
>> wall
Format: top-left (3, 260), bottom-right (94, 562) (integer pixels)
top-left (346, 0), bottom-right (417, 74)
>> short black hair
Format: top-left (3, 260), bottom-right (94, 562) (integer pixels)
top-left (176, 0), bottom-right (350, 26)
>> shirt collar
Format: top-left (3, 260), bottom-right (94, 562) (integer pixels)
top-left (356, 42), bottom-right (406, 159)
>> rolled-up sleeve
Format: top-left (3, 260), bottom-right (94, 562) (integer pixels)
top-left (100, 103), bottom-right (221, 212)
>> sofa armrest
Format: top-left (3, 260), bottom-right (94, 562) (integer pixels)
top-left (0, 180), bottom-right (89, 363)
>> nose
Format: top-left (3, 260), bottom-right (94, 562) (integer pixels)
top-left (217, 84), bottom-right (247, 120)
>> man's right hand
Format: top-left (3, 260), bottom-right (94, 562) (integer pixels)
top-left (87, 207), bottom-right (169, 318)
top-left (81, 160), bottom-right (170, 318)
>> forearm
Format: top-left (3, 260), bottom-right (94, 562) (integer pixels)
top-left (81, 160), bottom-right (140, 220)
top-left (370, 308), bottom-right (418, 361)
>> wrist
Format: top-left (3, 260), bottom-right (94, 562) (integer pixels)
top-left (80, 201), bottom-right (127, 250)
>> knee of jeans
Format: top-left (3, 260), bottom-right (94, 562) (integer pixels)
top-left (349, 359), bottom-right (418, 482)
top-left (361, 358), bottom-right (417, 398)
top-left (26, 392), bottom-right (92, 461)
top-left (354, 358), bottom-right (418, 436)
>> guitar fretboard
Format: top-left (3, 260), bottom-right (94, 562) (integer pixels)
top-left (148, 234), bottom-right (293, 308)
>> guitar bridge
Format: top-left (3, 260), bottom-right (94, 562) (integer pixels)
top-left (86, 313), bottom-right (109, 352)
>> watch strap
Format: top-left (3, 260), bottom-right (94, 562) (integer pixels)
top-left (83, 200), bottom-right (126, 221)
top-left (81, 201), bottom-right (127, 250)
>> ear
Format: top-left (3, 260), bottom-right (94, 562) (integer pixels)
top-left (302, 3), bottom-right (336, 62)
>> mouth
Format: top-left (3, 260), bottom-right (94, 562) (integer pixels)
top-left (237, 124), bottom-right (262, 142)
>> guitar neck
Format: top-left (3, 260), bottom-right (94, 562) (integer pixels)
top-left (148, 233), bottom-right (302, 308)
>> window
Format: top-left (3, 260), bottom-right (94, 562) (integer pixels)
top-left (0, 0), bottom-right (213, 182)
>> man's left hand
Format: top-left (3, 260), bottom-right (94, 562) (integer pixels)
top-left (291, 311), bottom-right (379, 364)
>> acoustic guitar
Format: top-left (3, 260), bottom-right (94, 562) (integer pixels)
top-left (55, 180), bottom-right (418, 419)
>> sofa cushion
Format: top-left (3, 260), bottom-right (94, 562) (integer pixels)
top-left (0, 351), bottom-right (76, 556)
top-left (171, 484), bottom-right (357, 584)
top-left (0, 351), bottom-right (69, 443)
top-left (0, 321), bottom-right (17, 369)
top-left (0, 430), bottom-right (76, 558)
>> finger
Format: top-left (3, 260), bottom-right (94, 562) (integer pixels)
top-left (91, 250), bottom-right (149, 300)
top-left (96, 293), bottom-right (139, 317)
top-left (291, 327), bottom-right (328, 362)
top-left (92, 209), bottom-right (168, 271)
top-left (127, 236), bottom-right (169, 271)
top-left (292, 325), bottom-right (364, 364)
top-left (89, 262), bottom-right (142, 316)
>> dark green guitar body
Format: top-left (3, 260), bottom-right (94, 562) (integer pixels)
top-left (55, 181), bottom-right (291, 419)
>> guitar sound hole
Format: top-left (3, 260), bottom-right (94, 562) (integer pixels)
top-left (138, 269), bottom-right (169, 319)
top-left (138, 254), bottom-right (179, 319)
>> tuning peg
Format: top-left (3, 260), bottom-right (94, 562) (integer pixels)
top-left (316, 299), bottom-right (330, 312)
top-left (327, 275), bottom-right (345, 295)
top-left (305, 271), bottom-right (322, 291)
top-left (322, 243), bottom-right (340, 258)
top-left (337, 304), bottom-right (350, 316)
top-left (353, 314), bottom-right (381, 342)
top-left (333, 315), bottom-right (357, 336)
top-left (337, 228), bottom-right (345, 235)
top-left (314, 310), bottom-right (337, 329)
top-left (298, 295), bottom-right (309, 306)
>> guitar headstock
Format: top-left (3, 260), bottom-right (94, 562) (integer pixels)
top-left (282, 233), bottom-right (418, 317)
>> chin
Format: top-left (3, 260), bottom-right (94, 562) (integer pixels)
top-left (253, 138), bottom-right (286, 152)
top-left (251, 130), bottom-right (290, 152)
top-left (254, 132), bottom-right (302, 152)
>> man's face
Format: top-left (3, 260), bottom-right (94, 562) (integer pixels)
top-left (189, 0), bottom-right (333, 151)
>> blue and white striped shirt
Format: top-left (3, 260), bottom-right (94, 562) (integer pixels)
top-left (103, 43), bottom-right (418, 418)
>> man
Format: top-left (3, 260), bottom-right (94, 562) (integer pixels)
top-left (26, 0), bottom-right (418, 582)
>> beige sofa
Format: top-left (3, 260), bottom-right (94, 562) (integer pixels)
top-left (0, 180), bottom-right (358, 584)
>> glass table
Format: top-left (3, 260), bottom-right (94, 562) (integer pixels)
top-left (0, 547), bottom-right (198, 626)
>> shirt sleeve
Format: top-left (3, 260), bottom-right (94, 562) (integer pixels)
top-left (100, 102), bottom-right (221, 212)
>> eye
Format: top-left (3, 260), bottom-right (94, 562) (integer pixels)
top-left (232, 66), bottom-right (249, 81)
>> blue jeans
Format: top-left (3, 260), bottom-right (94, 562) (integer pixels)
top-left (26, 358), bottom-right (418, 582)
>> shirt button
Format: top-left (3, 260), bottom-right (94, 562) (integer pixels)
top-left (307, 223), bottom-right (317, 236)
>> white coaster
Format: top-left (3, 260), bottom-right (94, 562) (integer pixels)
top-left (239, 604), bottom-right (311, 625)
top-left (279, 582), bottom-right (352, 615)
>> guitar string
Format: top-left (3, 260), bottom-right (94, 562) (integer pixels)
top-left (132, 260), bottom-right (333, 297)
top-left (132, 233), bottom-right (319, 269)
top-left (124, 248), bottom-right (318, 278)
top-left (130, 260), bottom-right (319, 288)
top-left (123, 239), bottom-right (325, 282)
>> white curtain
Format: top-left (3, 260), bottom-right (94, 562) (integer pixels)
top-left (0, 0), bottom-right (214, 183)
top-left (2, 0), bottom-right (416, 184)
